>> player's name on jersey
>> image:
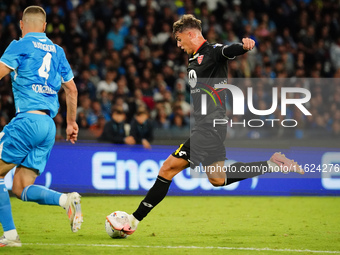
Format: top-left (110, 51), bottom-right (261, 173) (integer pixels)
top-left (32, 41), bottom-right (56, 53)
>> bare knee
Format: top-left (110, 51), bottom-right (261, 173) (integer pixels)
top-left (158, 156), bottom-right (189, 180)
top-left (11, 182), bottom-right (24, 199)
top-left (209, 178), bottom-right (225, 187)
top-left (159, 161), bottom-right (177, 180)
top-left (12, 167), bottom-right (37, 199)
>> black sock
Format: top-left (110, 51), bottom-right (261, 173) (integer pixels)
top-left (133, 175), bottom-right (171, 221)
top-left (225, 161), bottom-right (268, 185)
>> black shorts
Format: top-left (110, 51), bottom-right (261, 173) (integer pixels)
top-left (172, 125), bottom-right (227, 168)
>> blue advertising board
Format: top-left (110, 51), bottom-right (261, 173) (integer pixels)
top-left (4, 143), bottom-right (340, 196)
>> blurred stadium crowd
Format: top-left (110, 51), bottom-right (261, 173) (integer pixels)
top-left (0, 0), bottom-right (340, 142)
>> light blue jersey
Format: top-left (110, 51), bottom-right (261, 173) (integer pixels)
top-left (0, 32), bottom-right (74, 173)
top-left (0, 32), bottom-right (73, 118)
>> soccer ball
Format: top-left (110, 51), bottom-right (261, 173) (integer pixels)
top-left (105, 211), bottom-right (129, 239)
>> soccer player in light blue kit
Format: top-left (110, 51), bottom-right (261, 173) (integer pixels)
top-left (0, 6), bottom-right (82, 247)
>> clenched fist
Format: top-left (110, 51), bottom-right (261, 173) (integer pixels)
top-left (242, 38), bottom-right (255, 51)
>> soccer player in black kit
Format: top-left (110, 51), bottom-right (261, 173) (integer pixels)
top-left (107, 14), bottom-right (304, 235)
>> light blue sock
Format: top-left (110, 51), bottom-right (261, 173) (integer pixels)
top-left (0, 178), bottom-right (16, 231)
top-left (21, 185), bottom-right (62, 206)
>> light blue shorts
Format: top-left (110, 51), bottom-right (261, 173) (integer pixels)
top-left (0, 112), bottom-right (56, 174)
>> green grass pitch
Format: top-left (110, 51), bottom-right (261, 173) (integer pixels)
top-left (2, 196), bottom-right (340, 255)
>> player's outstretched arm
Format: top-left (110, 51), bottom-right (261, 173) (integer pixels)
top-left (62, 79), bottom-right (78, 144)
top-left (0, 62), bottom-right (12, 80)
top-left (221, 38), bottom-right (255, 59)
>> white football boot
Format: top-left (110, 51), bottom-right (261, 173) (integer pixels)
top-left (64, 192), bottom-right (83, 232)
top-left (123, 214), bottom-right (139, 235)
top-left (0, 235), bottom-right (21, 247)
top-left (106, 213), bottom-right (139, 235)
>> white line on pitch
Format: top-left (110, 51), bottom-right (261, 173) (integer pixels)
top-left (23, 243), bottom-right (340, 253)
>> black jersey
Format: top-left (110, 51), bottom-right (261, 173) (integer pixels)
top-left (187, 41), bottom-right (245, 126)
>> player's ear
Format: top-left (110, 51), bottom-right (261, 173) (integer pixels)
top-left (43, 22), bottom-right (47, 32)
top-left (19, 20), bottom-right (23, 31)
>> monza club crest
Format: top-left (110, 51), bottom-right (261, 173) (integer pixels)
top-left (197, 55), bottom-right (204, 64)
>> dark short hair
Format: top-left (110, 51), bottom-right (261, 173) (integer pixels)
top-left (173, 14), bottom-right (202, 37)
top-left (136, 107), bottom-right (148, 116)
top-left (112, 106), bottom-right (125, 115)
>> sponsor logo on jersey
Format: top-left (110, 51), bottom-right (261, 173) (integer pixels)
top-left (188, 70), bottom-right (197, 88)
top-left (32, 84), bottom-right (57, 94)
top-left (197, 55), bottom-right (204, 64)
top-left (191, 88), bottom-right (200, 93)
